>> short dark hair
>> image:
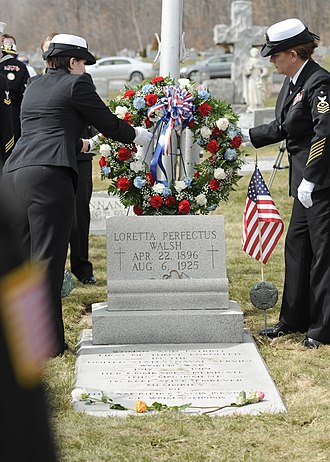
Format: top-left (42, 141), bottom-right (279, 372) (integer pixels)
top-left (46, 56), bottom-right (71, 69)
top-left (3, 33), bottom-right (16, 44)
top-left (292, 41), bottom-right (318, 60)
top-left (46, 55), bottom-right (83, 70)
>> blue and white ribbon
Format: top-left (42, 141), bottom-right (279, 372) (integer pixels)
top-left (147, 85), bottom-right (195, 185)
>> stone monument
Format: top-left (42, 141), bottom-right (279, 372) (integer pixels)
top-left (92, 215), bottom-right (243, 344)
top-left (243, 47), bottom-right (268, 112)
top-left (213, 1), bottom-right (266, 104)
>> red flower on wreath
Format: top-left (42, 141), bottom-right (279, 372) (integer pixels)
top-left (212, 127), bottom-right (223, 137)
top-left (145, 94), bottom-right (158, 106)
top-left (117, 177), bottom-right (130, 191)
top-left (165, 195), bottom-right (176, 207)
top-left (145, 117), bottom-right (152, 128)
top-left (145, 172), bottom-right (155, 186)
top-left (150, 195), bottom-right (163, 208)
top-left (123, 113), bottom-right (133, 124)
top-left (123, 90), bottom-right (136, 99)
top-left (117, 147), bottom-right (131, 161)
top-left (230, 136), bottom-right (242, 149)
top-left (178, 199), bottom-right (191, 214)
top-left (207, 139), bottom-right (219, 154)
top-left (194, 171), bottom-right (200, 178)
top-left (133, 205), bottom-right (143, 215)
top-left (151, 76), bottom-right (164, 84)
top-left (99, 156), bottom-right (107, 167)
top-left (198, 102), bottom-right (212, 117)
top-left (209, 179), bottom-right (220, 191)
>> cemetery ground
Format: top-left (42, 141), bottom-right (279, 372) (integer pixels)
top-left (43, 160), bottom-right (329, 462)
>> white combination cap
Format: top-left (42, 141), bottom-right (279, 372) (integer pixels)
top-left (42, 33), bottom-right (96, 65)
top-left (261, 18), bottom-right (319, 57)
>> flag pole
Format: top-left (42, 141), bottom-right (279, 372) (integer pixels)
top-left (256, 151), bottom-right (268, 333)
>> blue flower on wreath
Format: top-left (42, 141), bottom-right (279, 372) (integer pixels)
top-left (162, 187), bottom-right (172, 197)
top-left (227, 128), bottom-right (238, 140)
top-left (134, 176), bottom-right (146, 188)
top-left (142, 83), bottom-right (154, 94)
top-left (184, 177), bottom-right (192, 187)
top-left (224, 148), bottom-right (237, 161)
top-left (101, 166), bottom-right (111, 176)
top-left (133, 97), bottom-right (146, 110)
top-left (197, 89), bottom-right (210, 101)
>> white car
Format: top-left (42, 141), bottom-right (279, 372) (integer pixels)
top-left (86, 56), bottom-right (155, 83)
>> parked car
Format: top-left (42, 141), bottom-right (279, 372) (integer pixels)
top-left (86, 56), bottom-right (155, 83)
top-left (180, 54), bottom-right (233, 80)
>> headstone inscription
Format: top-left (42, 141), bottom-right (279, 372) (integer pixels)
top-left (92, 215), bottom-right (244, 344)
top-left (89, 191), bottom-right (131, 235)
top-left (213, 0), bottom-right (266, 104)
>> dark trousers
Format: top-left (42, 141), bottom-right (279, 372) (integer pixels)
top-left (69, 160), bottom-right (93, 280)
top-left (280, 189), bottom-right (330, 342)
top-left (2, 166), bottom-right (75, 353)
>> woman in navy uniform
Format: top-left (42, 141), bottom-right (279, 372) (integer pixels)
top-left (2, 34), bottom-right (152, 355)
top-left (246, 19), bottom-right (330, 348)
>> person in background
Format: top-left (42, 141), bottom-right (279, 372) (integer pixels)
top-left (243, 19), bottom-right (330, 349)
top-left (0, 32), bottom-right (29, 142)
top-left (18, 55), bottom-right (37, 77)
top-left (2, 34), bottom-right (152, 356)
top-left (41, 32), bottom-right (96, 285)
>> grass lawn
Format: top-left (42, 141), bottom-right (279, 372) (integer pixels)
top-left (45, 163), bottom-right (330, 462)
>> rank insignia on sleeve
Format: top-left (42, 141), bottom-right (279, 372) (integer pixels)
top-left (317, 95), bottom-right (329, 113)
top-left (4, 90), bottom-right (11, 105)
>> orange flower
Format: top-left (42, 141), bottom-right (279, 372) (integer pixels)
top-left (135, 400), bottom-right (147, 413)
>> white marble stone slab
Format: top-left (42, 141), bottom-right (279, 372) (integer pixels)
top-left (73, 329), bottom-right (286, 417)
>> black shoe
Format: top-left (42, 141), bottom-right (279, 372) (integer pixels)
top-left (259, 321), bottom-right (296, 338)
top-left (302, 337), bottom-right (323, 349)
top-left (79, 275), bottom-right (96, 285)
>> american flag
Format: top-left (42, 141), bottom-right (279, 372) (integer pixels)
top-left (242, 165), bottom-right (284, 264)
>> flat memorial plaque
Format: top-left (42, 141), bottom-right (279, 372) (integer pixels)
top-left (74, 329), bottom-right (286, 417)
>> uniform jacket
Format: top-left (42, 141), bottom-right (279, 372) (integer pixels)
top-left (0, 74), bottom-right (14, 169)
top-left (3, 68), bottom-right (135, 184)
top-left (250, 59), bottom-right (330, 196)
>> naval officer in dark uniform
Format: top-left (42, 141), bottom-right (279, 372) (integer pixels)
top-left (0, 39), bottom-right (29, 143)
top-left (245, 19), bottom-right (330, 348)
top-left (2, 34), bottom-right (152, 356)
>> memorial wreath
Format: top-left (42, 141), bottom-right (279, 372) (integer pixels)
top-left (97, 76), bottom-right (245, 215)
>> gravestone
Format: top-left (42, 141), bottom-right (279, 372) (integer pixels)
top-left (213, 1), bottom-right (266, 103)
top-left (92, 215), bottom-right (244, 344)
top-left (89, 191), bottom-right (131, 235)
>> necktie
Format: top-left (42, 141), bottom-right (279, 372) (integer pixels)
top-left (289, 81), bottom-right (295, 94)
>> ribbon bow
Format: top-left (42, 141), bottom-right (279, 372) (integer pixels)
top-left (147, 85), bottom-right (194, 185)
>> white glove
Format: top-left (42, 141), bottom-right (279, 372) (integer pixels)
top-left (240, 128), bottom-right (250, 142)
top-left (297, 178), bottom-right (315, 208)
top-left (133, 127), bottom-right (153, 146)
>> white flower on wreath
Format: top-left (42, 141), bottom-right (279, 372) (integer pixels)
top-left (214, 167), bottom-right (226, 180)
top-left (115, 105), bottom-right (128, 119)
top-left (178, 78), bottom-right (191, 89)
top-left (99, 144), bottom-right (111, 156)
top-left (71, 387), bottom-right (88, 403)
top-left (216, 117), bottom-right (229, 131)
top-left (130, 160), bottom-right (144, 173)
top-left (200, 126), bottom-right (212, 139)
top-left (174, 180), bottom-right (187, 192)
top-left (196, 193), bottom-right (207, 206)
top-left (153, 182), bottom-right (165, 194)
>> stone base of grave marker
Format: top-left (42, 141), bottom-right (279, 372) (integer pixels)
top-left (73, 329), bottom-right (286, 417)
top-left (92, 215), bottom-right (244, 344)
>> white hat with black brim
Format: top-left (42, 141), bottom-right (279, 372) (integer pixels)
top-left (42, 33), bottom-right (96, 65)
top-left (261, 18), bottom-right (319, 57)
